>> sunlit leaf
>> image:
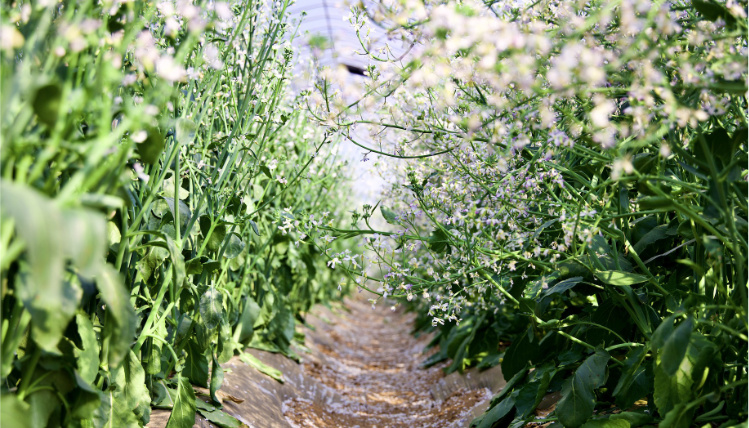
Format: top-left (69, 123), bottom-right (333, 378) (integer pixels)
top-left (165, 375), bottom-right (197, 428)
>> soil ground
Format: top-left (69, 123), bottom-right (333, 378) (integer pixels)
top-left (148, 293), bottom-right (504, 428)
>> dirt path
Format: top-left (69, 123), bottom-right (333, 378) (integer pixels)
top-left (283, 295), bottom-right (498, 428)
top-left (148, 294), bottom-right (502, 428)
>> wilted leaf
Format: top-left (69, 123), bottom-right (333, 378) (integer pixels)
top-left (239, 352), bottom-right (284, 383)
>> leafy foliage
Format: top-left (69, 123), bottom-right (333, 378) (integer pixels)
top-left (0, 0), bottom-right (351, 425)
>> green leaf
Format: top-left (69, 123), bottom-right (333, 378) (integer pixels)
top-left (74, 314), bottom-right (100, 384)
top-left (514, 366), bottom-right (554, 419)
top-left (0, 181), bottom-right (79, 351)
top-left (136, 245), bottom-right (169, 281)
top-left (184, 338), bottom-right (210, 388)
top-left (658, 404), bottom-right (691, 428)
top-left (91, 392), bottom-right (113, 428)
top-left (176, 118), bottom-right (197, 144)
top-left (613, 348), bottom-right (652, 410)
top-left (112, 350), bottom-right (151, 426)
top-left (632, 224), bottom-right (677, 255)
top-left (235, 296), bottom-right (261, 345)
top-left (651, 315), bottom-right (675, 349)
top-left (166, 375), bottom-right (197, 428)
top-left (217, 319), bottom-right (234, 363)
top-left (97, 266), bottom-right (136, 369)
top-left (556, 349), bottom-right (610, 428)
top-left (200, 216), bottom-right (227, 253)
top-left (147, 339), bottom-right (162, 375)
top-left (428, 228), bottom-right (451, 254)
top-left (222, 233), bottom-right (245, 259)
top-left (29, 388), bottom-right (58, 428)
top-left (136, 126), bottom-right (165, 164)
top-left (692, 0), bottom-right (737, 26)
top-left (472, 393), bottom-right (516, 428)
top-left (660, 318), bottom-right (693, 376)
top-left (200, 288), bottom-right (224, 331)
top-left (196, 407), bottom-right (243, 428)
top-left (239, 352), bottom-right (284, 383)
top-left (248, 219), bottom-right (261, 236)
top-left (380, 206), bottom-right (398, 224)
top-left (581, 419), bottom-right (630, 428)
top-left (163, 197), bottom-right (191, 231)
top-left (502, 327), bottom-right (538, 380)
top-left (70, 371), bottom-right (103, 420)
top-left (210, 353), bottom-right (224, 404)
top-left (63, 208), bottom-right (108, 277)
top-left (610, 412), bottom-right (654, 427)
top-left (1, 394), bottom-right (31, 428)
top-left (163, 176), bottom-right (190, 201)
top-left (595, 271), bottom-right (648, 286)
top-left (543, 276), bottom-right (583, 297)
top-left (653, 356), bottom-right (693, 417)
top-left (32, 83), bottom-right (62, 127)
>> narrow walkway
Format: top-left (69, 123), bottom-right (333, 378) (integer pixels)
top-left (283, 295), bottom-right (494, 428)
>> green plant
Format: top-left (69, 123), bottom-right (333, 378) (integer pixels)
top-left (0, 1), bottom-right (352, 426)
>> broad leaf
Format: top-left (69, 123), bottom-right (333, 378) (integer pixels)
top-left (166, 375), bottom-right (197, 428)
top-left (613, 347), bottom-right (652, 410)
top-left (176, 118), bottom-right (197, 144)
top-left (380, 206), bottom-right (398, 224)
top-left (112, 350), bottom-right (151, 426)
top-left (660, 317), bottom-right (693, 376)
top-left (1, 394), bottom-right (31, 428)
top-left (235, 296), bottom-right (261, 344)
top-left (556, 349), bottom-right (610, 428)
top-left (184, 339), bottom-right (210, 388)
top-left (0, 181), bottom-right (78, 351)
top-left (501, 327), bottom-right (538, 380)
top-left (74, 314), bottom-right (100, 384)
top-left (595, 271), bottom-right (648, 286)
top-left (136, 126), bottom-right (165, 164)
top-left (97, 266), bottom-right (136, 369)
top-left (580, 419), bottom-right (630, 428)
top-left (70, 372), bottom-right (103, 420)
top-left (200, 288), bottom-right (224, 331)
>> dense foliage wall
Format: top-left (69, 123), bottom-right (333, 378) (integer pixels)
top-left (0, 1), bottom-right (351, 426)
top-left (306, 0), bottom-right (749, 426)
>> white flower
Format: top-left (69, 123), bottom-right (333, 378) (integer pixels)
top-left (327, 257), bottom-right (340, 268)
top-left (156, 55), bottom-right (186, 82)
